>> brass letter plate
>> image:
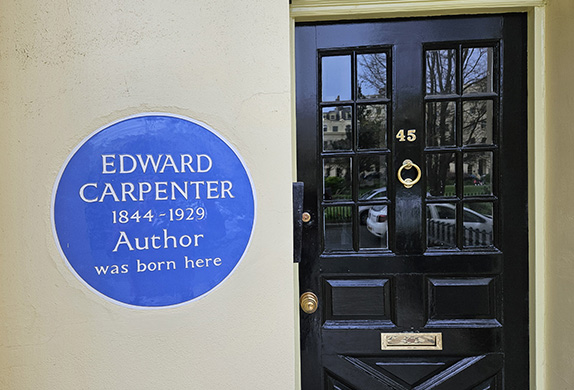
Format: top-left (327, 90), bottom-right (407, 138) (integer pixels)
top-left (381, 332), bottom-right (443, 351)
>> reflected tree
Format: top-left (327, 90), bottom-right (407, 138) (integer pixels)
top-left (426, 50), bottom-right (456, 95)
top-left (426, 48), bottom-right (493, 195)
top-left (357, 53), bottom-right (387, 99)
top-left (357, 105), bottom-right (386, 150)
top-left (462, 48), bottom-right (492, 94)
top-left (324, 157), bottom-right (352, 200)
top-left (426, 50), bottom-right (456, 196)
top-left (358, 156), bottom-right (387, 194)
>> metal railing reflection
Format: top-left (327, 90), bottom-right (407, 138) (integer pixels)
top-left (427, 220), bottom-right (492, 247)
top-left (325, 206), bottom-right (352, 224)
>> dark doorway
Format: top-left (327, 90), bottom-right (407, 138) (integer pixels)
top-left (296, 14), bottom-right (528, 389)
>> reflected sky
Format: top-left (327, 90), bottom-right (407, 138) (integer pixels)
top-left (322, 55), bottom-right (351, 102)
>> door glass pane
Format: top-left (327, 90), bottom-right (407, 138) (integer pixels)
top-left (463, 152), bottom-right (492, 196)
top-left (357, 53), bottom-right (387, 99)
top-left (427, 153), bottom-right (456, 197)
top-left (324, 157), bottom-right (351, 200)
top-left (358, 104), bottom-right (387, 149)
top-left (323, 106), bottom-right (353, 151)
top-left (463, 47), bottom-right (494, 94)
top-left (426, 101), bottom-right (456, 147)
top-left (462, 100), bottom-right (494, 145)
top-left (463, 202), bottom-right (493, 247)
top-left (322, 55), bottom-right (352, 102)
top-left (427, 203), bottom-right (457, 249)
top-left (360, 205), bottom-right (388, 249)
top-left (426, 49), bottom-right (457, 95)
top-left (324, 206), bottom-right (353, 251)
top-left (358, 155), bottom-right (387, 196)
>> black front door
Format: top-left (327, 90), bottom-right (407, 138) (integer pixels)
top-left (296, 14), bottom-right (528, 389)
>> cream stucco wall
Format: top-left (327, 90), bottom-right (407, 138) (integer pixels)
top-left (0, 1), bottom-right (295, 389)
top-left (545, 0), bottom-right (574, 388)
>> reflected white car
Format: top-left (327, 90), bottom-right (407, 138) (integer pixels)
top-left (427, 203), bottom-right (493, 246)
top-left (359, 187), bottom-right (387, 225)
top-left (366, 203), bottom-right (493, 239)
top-left (427, 203), bottom-right (492, 233)
top-left (366, 205), bottom-right (388, 237)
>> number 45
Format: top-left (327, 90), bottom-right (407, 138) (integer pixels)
top-left (396, 129), bottom-right (417, 142)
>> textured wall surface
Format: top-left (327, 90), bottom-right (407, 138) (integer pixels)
top-left (546, 0), bottom-right (574, 389)
top-left (0, 1), bottom-right (295, 389)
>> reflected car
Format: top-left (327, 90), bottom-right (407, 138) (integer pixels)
top-left (366, 205), bottom-right (388, 238)
top-left (359, 187), bottom-right (387, 225)
top-left (427, 203), bottom-right (493, 246)
top-left (366, 203), bottom-right (493, 240)
top-left (427, 203), bottom-right (492, 233)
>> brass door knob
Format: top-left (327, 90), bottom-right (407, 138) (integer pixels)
top-left (300, 292), bottom-right (318, 314)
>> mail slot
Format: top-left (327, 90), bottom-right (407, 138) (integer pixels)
top-left (381, 332), bottom-right (443, 351)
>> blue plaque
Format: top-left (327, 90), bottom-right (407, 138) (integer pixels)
top-left (52, 114), bottom-right (256, 307)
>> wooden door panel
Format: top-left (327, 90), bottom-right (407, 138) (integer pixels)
top-left (427, 276), bottom-right (500, 324)
top-left (324, 277), bottom-right (394, 321)
top-left (324, 354), bottom-right (503, 390)
top-left (324, 355), bottom-right (406, 390)
top-left (296, 14), bottom-right (527, 389)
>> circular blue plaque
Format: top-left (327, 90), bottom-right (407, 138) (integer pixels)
top-left (52, 114), bottom-right (256, 307)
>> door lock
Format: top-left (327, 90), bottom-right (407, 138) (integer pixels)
top-left (300, 292), bottom-right (318, 314)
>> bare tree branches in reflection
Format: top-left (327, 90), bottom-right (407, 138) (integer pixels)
top-left (463, 48), bottom-right (493, 94)
top-left (425, 48), bottom-right (494, 196)
top-left (426, 49), bottom-right (456, 95)
top-left (357, 53), bottom-right (387, 99)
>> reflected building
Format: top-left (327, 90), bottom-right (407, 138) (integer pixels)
top-left (322, 106), bottom-right (352, 151)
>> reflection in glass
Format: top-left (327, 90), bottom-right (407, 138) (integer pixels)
top-left (463, 47), bottom-right (494, 94)
top-left (357, 53), bottom-right (387, 99)
top-left (358, 187), bottom-right (387, 226)
top-left (324, 206), bottom-right (353, 251)
top-left (463, 202), bottom-right (493, 247)
top-left (427, 153), bottom-right (456, 197)
top-left (463, 152), bottom-right (492, 196)
top-left (323, 157), bottom-right (351, 200)
top-left (358, 155), bottom-right (387, 196)
top-left (462, 100), bottom-right (494, 145)
top-left (323, 106), bottom-right (352, 151)
top-left (426, 101), bottom-right (456, 147)
top-left (322, 55), bottom-right (352, 102)
top-left (426, 49), bottom-right (456, 95)
top-left (427, 203), bottom-right (457, 248)
top-left (358, 104), bottom-right (387, 149)
top-left (360, 205), bottom-right (388, 249)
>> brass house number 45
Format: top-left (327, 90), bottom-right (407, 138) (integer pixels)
top-left (396, 129), bottom-right (417, 142)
